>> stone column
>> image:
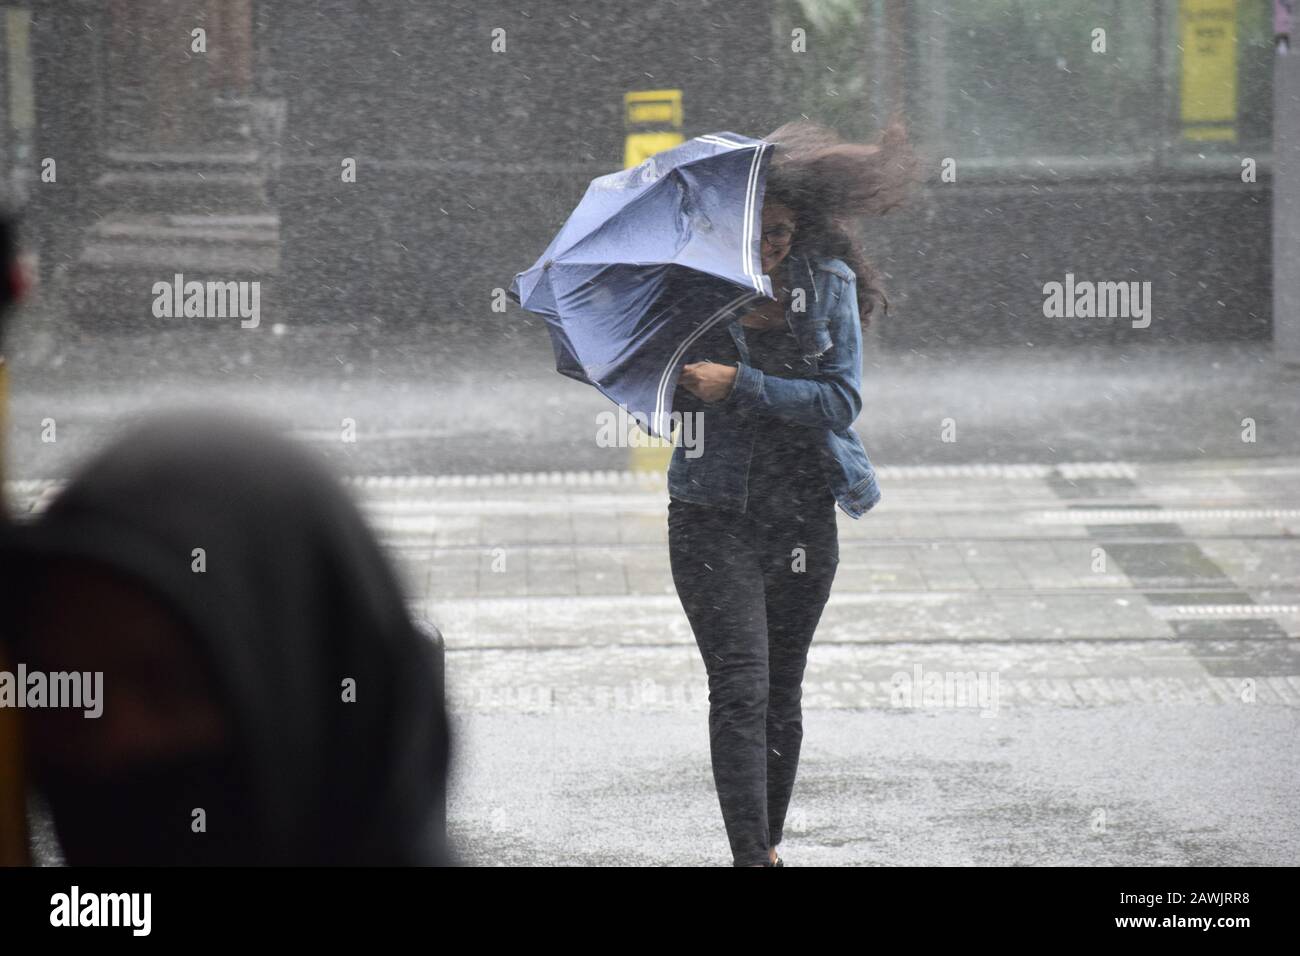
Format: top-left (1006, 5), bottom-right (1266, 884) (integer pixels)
top-left (67, 0), bottom-right (279, 326)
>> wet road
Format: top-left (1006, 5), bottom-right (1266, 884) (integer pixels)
top-left (6, 303), bottom-right (1299, 866)
top-left (4, 302), bottom-right (1300, 481)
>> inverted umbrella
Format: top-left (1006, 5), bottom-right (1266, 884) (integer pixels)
top-left (508, 132), bottom-right (776, 438)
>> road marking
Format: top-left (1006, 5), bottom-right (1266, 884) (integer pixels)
top-left (1026, 508), bottom-right (1300, 523)
top-left (1149, 604), bottom-right (1300, 618)
top-left (12, 457), bottom-right (1300, 499)
top-left (443, 673), bottom-right (1300, 713)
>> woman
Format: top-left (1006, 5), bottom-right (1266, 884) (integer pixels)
top-left (668, 118), bottom-right (918, 867)
top-left (0, 409), bottom-right (453, 865)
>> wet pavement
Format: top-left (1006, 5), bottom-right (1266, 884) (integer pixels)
top-left (9, 453), bottom-right (1299, 865)
top-left (6, 293), bottom-right (1299, 866)
top-left (408, 456), bottom-right (1299, 865)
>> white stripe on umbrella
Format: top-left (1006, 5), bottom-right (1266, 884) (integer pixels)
top-left (648, 135), bottom-right (773, 436)
top-left (696, 134), bottom-right (751, 148)
top-left (652, 290), bottom-right (762, 436)
top-left (697, 135), bottom-right (770, 295)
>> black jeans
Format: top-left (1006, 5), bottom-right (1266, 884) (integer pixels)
top-left (667, 486), bottom-right (839, 866)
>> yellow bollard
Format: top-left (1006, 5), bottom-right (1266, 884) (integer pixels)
top-left (627, 416), bottom-right (679, 473)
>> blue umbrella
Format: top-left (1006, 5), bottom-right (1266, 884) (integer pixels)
top-left (509, 132), bottom-right (776, 438)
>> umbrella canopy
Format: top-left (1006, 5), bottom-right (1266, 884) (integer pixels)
top-left (509, 132), bottom-right (776, 438)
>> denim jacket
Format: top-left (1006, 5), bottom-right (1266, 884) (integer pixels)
top-left (666, 253), bottom-right (883, 518)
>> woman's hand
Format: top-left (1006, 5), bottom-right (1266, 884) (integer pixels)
top-left (680, 362), bottom-right (738, 403)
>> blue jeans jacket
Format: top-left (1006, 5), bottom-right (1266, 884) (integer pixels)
top-left (667, 253), bottom-right (883, 518)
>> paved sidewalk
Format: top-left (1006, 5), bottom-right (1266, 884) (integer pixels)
top-left (337, 456), bottom-right (1300, 712)
top-left (376, 455), bottom-right (1299, 865)
top-left (8, 455), bottom-right (1300, 865)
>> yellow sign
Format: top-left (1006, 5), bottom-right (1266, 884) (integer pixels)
top-left (1179, 0), bottom-right (1238, 141)
top-left (623, 90), bottom-right (684, 171)
top-left (624, 89), bottom-right (683, 129)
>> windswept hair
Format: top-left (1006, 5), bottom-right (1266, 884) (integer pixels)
top-left (762, 115), bottom-right (920, 327)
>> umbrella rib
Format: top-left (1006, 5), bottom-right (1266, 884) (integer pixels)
top-left (514, 132), bottom-right (778, 438)
top-left (548, 134), bottom-right (770, 268)
top-left (553, 140), bottom-right (771, 293)
top-left (653, 290), bottom-right (762, 435)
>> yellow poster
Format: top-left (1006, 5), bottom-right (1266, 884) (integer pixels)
top-left (1179, 0), bottom-right (1238, 141)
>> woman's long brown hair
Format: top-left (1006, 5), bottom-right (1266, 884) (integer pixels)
top-left (762, 115), bottom-right (921, 327)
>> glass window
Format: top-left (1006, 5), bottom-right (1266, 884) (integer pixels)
top-left (772, 0), bottom-right (879, 143)
top-left (924, 0), bottom-right (1161, 162)
top-left (774, 0), bottom-right (1275, 173)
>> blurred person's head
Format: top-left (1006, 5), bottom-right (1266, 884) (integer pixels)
top-left (0, 209), bottom-right (33, 869)
top-left (0, 211), bottom-right (27, 316)
top-left (1, 208), bottom-right (33, 484)
top-left (0, 210), bottom-right (33, 337)
top-left (763, 116), bottom-right (921, 325)
top-left (1, 410), bottom-right (453, 865)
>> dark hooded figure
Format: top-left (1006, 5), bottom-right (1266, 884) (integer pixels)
top-left (0, 409), bottom-right (453, 866)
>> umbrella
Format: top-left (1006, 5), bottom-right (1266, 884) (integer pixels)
top-left (508, 132), bottom-right (776, 438)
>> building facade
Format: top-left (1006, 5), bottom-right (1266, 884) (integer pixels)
top-left (1, 0), bottom-right (1282, 349)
